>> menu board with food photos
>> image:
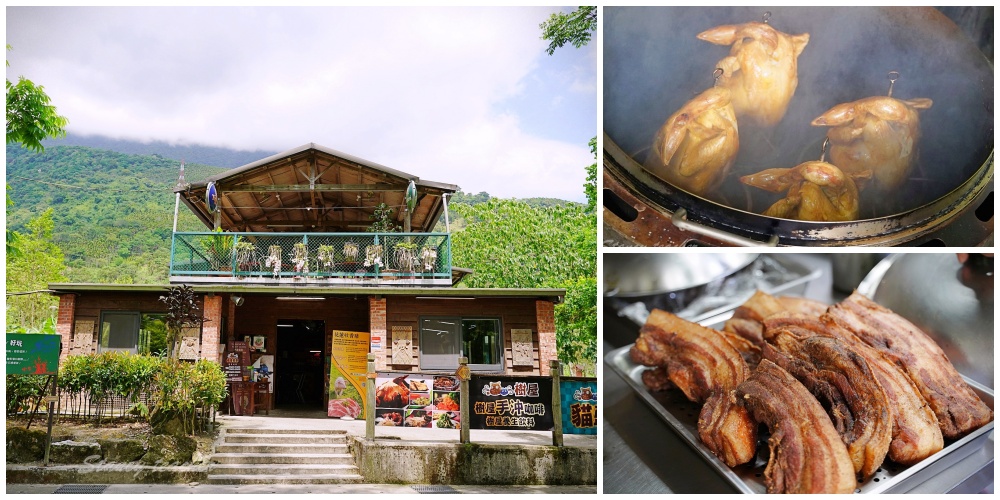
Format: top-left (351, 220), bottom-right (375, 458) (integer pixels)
top-left (373, 372), bottom-right (462, 430)
top-left (224, 341), bottom-right (250, 381)
top-left (470, 375), bottom-right (554, 431)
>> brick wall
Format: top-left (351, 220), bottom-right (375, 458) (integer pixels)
top-left (201, 295), bottom-right (223, 363)
top-left (370, 296), bottom-right (387, 370)
top-left (536, 300), bottom-right (557, 376)
top-left (56, 294), bottom-right (76, 363)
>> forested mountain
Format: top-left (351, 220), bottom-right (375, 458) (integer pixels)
top-left (40, 133), bottom-right (277, 169)
top-left (6, 144), bottom-right (226, 283)
top-left (6, 144), bottom-right (579, 283)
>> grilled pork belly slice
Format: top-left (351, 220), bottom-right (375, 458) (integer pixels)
top-left (736, 360), bottom-right (857, 494)
top-left (826, 292), bottom-right (993, 439)
top-left (723, 290), bottom-right (828, 366)
top-left (764, 331), bottom-right (892, 479)
top-left (630, 309), bottom-right (750, 403)
top-left (763, 312), bottom-right (944, 466)
top-left (698, 390), bottom-right (757, 467)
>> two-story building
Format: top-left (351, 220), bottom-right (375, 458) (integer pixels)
top-left (48, 143), bottom-right (564, 413)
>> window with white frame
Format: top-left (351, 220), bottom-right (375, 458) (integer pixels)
top-left (419, 317), bottom-right (502, 371)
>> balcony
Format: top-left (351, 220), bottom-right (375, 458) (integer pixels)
top-left (169, 231), bottom-right (452, 286)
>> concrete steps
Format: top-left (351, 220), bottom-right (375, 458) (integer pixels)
top-left (208, 428), bottom-right (363, 485)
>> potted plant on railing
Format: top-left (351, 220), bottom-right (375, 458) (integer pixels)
top-left (317, 244), bottom-right (336, 275)
top-left (291, 243), bottom-right (309, 276)
top-left (394, 241), bottom-right (418, 274)
top-left (201, 228), bottom-right (234, 271)
top-left (420, 246), bottom-right (438, 273)
top-left (265, 245), bottom-right (282, 278)
top-left (232, 241), bottom-right (257, 276)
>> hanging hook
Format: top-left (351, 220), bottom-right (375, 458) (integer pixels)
top-left (820, 137), bottom-right (830, 163)
top-left (713, 67), bottom-right (724, 87)
top-left (762, 11), bottom-right (772, 24)
top-left (887, 70), bottom-right (900, 97)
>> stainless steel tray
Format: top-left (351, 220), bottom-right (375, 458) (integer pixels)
top-left (606, 340), bottom-right (995, 494)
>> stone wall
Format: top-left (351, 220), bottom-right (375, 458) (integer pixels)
top-left (351, 437), bottom-right (596, 485)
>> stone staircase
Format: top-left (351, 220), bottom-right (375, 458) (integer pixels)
top-left (207, 428), bottom-right (364, 484)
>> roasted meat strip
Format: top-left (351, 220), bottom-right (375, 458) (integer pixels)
top-left (826, 292), bottom-right (992, 439)
top-left (764, 330), bottom-right (892, 479)
top-left (698, 390), bottom-right (757, 467)
top-left (736, 360), bottom-right (857, 494)
top-left (630, 309), bottom-right (750, 403)
top-left (763, 312), bottom-right (943, 466)
top-left (723, 290), bottom-right (828, 366)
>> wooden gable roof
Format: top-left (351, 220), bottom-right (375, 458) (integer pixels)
top-left (176, 143), bottom-right (457, 233)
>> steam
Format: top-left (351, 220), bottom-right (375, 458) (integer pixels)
top-left (605, 6), bottom-right (993, 218)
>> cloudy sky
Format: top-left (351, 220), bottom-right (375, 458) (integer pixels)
top-left (6, 6), bottom-right (596, 202)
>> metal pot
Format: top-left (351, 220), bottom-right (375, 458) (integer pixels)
top-left (604, 7), bottom-right (993, 246)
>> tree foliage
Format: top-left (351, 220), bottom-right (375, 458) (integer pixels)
top-left (6, 45), bottom-right (68, 152)
top-left (6, 208), bottom-right (67, 330)
top-left (158, 285), bottom-right (205, 360)
top-left (585, 136), bottom-right (597, 213)
top-left (449, 198), bottom-right (597, 370)
top-left (539, 6), bottom-right (598, 55)
top-left (450, 199), bottom-right (595, 289)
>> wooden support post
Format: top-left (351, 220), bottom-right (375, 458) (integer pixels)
top-left (44, 376), bottom-right (57, 466)
top-left (458, 357), bottom-right (470, 444)
top-left (551, 360), bottom-right (563, 447)
top-left (366, 353), bottom-right (376, 441)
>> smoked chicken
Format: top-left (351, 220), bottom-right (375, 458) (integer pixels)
top-left (812, 96), bottom-right (933, 191)
top-left (630, 309), bottom-right (750, 404)
top-left (645, 86), bottom-right (739, 197)
top-left (826, 291), bottom-right (993, 439)
top-left (698, 22), bottom-right (810, 127)
top-left (741, 161), bottom-right (860, 221)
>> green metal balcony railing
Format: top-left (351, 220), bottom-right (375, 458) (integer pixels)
top-left (170, 232), bottom-right (452, 283)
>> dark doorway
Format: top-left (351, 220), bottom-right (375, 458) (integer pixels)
top-left (276, 319), bottom-right (326, 409)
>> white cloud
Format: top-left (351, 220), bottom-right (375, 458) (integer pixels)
top-left (6, 6), bottom-right (595, 201)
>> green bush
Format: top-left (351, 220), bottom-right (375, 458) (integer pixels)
top-left (5, 374), bottom-right (49, 416)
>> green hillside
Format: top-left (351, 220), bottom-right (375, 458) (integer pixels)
top-left (6, 144), bottom-right (226, 283)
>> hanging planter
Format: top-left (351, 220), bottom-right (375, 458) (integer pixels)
top-left (317, 244), bottom-right (336, 274)
top-left (265, 245), bottom-right (282, 278)
top-left (420, 246), bottom-right (438, 273)
top-left (343, 241), bottom-right (359, 263)
top-left (394, 241), bottom-right (418, 273)
top-left (291, 243), bottom-right (309, 275)
top-left (364, 244), bottom-right (383, 268)
top-left (232, 241), bottom-right (256, 274)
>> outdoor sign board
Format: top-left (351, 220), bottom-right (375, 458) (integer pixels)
top-left (328, 330), bottom-right (370, 419)
top-left (470, 375), bottom-right (553, 431)
top-left (374, 372), bottom-right (461, 429)
top-left (560, 378), bottom-right (598, 435)
top-left (6, 333), bottom-right (60, 375)
top-left (224, 341), bottom-right (250, 381)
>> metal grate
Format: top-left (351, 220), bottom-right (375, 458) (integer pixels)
top-left (411, 485), bottom-right (460, 494)
top-left (54, 484), bottom-right (109, 494)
